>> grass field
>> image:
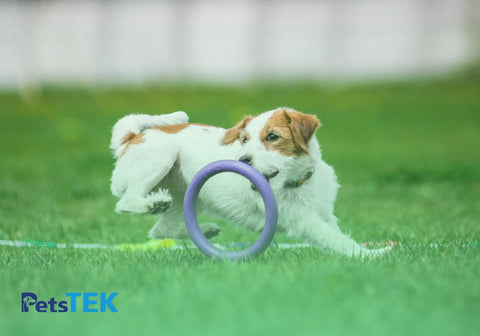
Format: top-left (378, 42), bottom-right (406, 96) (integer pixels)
top-left (0, 78), bottom-right (479, 335)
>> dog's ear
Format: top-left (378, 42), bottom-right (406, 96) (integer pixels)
top-left (285, 110), bottom-right (320, 153)
top-left (222, 116), bottom-right (253, 145)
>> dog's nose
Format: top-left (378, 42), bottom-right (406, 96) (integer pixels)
top-left (239, 155), bottom-right (252, 165)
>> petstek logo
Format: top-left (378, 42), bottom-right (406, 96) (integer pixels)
top-left (21, 292), bottom-right (118, 313)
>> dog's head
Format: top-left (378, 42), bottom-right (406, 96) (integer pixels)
top-left (223, 108), bottom-right (320, 189)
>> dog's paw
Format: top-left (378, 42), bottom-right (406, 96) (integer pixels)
top-left (144, 189), bottom-right (172, 214)
top-left (200, 223), bottom-right (221, 239)
top-left (147, 200), bottom-right (172, 214)
top-left (365, 245), bottom-right (393, 259)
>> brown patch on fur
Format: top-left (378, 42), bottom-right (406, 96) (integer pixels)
top-left (153, 123), bottom-right (215, 134)
top-left (286, 109), bottom-right (320, 153)
top-left (120, 123), bottom-right (216, 158)
top-left (222, 116), bottom-right (253, 145)
top-left (153, 123), bottom-right (190, 134)
top-left (260, 108), bottom-right (320, 157)
top-left (121, 132), bottom-right (137, 145)
top-left (120, 132), bottom-right (145, 157)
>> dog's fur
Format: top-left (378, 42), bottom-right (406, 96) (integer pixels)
top-left (110, 108), bottom-right (391, 257)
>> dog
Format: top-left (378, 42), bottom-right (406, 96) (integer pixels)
top-left (110, 108), bottom-right (392, 257)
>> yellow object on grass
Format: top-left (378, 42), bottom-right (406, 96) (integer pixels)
top-left (117, 239), bottom-right (177, 252)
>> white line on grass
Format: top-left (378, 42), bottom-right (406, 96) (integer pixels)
top-left (0, 239), bottom-right (314, 251)
top-left (0, 239), bottom-right (477, 251)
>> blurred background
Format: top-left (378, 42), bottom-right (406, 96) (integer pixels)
top-left (0, 0), bottom-right (479, 88)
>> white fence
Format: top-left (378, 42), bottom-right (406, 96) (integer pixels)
top-left (0, 0), bottom-right (479, 87)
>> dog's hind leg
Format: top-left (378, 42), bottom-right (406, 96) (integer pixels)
top-left (112, 143), bottom-right (177, 214)
top-left (149, 204), bottom-right (221, 240)
top-left (148, 206), bottom-right (188, 239)
top-left (115, 189), bottom-right (172, 215)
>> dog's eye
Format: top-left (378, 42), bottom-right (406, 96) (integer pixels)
top-left (241, 136), bottom-right (248, 144)
top-left (266, 133), bottom-right (279, 142)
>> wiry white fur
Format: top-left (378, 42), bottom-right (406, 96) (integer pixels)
top-left (110, 109), bottom-right (392, 258)
top-left (110, 111), bottom-right (188, 158)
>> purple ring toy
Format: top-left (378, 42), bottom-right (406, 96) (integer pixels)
top-left (183, 160), bottom-right (278, 261)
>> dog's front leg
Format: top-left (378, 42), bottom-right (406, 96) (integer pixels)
top-left (287, 214), bottom-right (391, 258)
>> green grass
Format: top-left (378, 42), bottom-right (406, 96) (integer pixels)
top-left (1, 79), bottom-right (479, 335)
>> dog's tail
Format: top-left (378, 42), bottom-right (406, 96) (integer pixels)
top-left (110, 111), bottom-right (188, 158)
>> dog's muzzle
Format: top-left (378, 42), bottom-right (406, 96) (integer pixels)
top-left (251, 170), bottom-right (279, 191)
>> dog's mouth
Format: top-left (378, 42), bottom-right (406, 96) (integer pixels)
top-left (251, 170), bottom-right (279, 191)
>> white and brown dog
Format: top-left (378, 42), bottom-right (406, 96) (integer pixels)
top-left (110, 108), bottom-right (391, 257)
